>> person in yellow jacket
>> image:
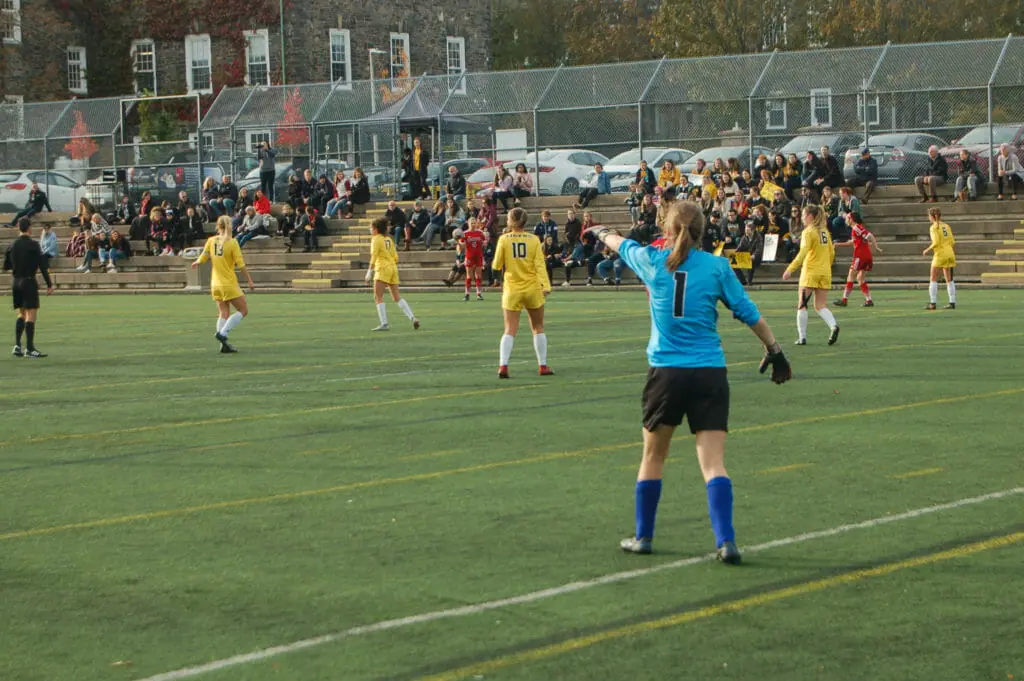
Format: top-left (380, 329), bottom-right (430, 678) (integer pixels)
top-left (366, 217), bottom-right (420, 332)
top-left (923, 207), bottom-right (957, 310)
top-left (782, 204), bottom-right (840, 346)
top-left (191, 215), bottom-right (255, 353)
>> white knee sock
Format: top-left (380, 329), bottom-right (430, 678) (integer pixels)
top-left (817, 307), bottom-right (837, 330)
top-left (500, 334), bottom-right (514, 366)
top-left (946, 281), bottom-right (956, 304)
top-left (216, 317), bottom-right (227, 333)
top-left (533, 333), bottom-right (548, 366)
top-left (797, 309), bottom-right (808, 341)
top-left (929, 282), bottom-right (939, 304)
top-left (397, 298), bottom-right (416, 321)
top-left (221, 312), bottom-right (244, 336)
top-left (376, 303), bottom-right (388, 326)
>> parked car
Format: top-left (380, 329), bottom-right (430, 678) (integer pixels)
top-left (0, 170), bottom-right (86, 213)
top-left (843, 133), bottom-right (948, 185)
top-left (583, 147), bottom-right (695, 192)
top-left (679, 145), bottom-right (775, 175)
top-left (776, 133), bottom-right (863, 162)
top-left (939, 123), bottom-right (1024, 181)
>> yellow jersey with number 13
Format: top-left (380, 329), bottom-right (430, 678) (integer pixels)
top-left (198, 236), bottom-right (244, 289)
top-left (492, 231), bottom-right (550, 294)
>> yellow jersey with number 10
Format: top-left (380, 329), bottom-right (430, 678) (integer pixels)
top-left (492, 231), bottom-right (551, 294)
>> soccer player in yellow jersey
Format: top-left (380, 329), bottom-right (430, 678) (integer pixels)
top-left (491, 207), bottom-right (553, 378)
top-left (923, 207), bottom-right (957, 310)
top-left (191, 215), bottom-right (255, 353)
top-left (365, 217), bottom-right (420, 332)
top-left (783, 204), bottom-right (840, 346)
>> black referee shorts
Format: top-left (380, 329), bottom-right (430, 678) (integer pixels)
top-left (12, 277), bottom-right (40, 311)
top-left (642, 367), bottom-right (729, 434)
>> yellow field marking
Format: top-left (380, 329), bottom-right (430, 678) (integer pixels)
top-left (2, 386), bottom-right (1020, 543)
top-left (891, 467), bottom-right (945, 479)
top-left (756, 463), bottom-right (815, 475)
top-left (294, 447), bottom-right (346, 458)
top-left (399, 449), bottom-right (464, 462)
top-left (416, 531), bottom-right (1024, 681)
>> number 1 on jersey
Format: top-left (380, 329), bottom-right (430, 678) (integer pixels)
top-left (672, 271), bottom-right (687, 318)
top-left (512, 241), bottom-right (527, 258)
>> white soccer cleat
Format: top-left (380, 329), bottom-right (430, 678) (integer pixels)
top-left (371, 324), bottom-right (390, 332)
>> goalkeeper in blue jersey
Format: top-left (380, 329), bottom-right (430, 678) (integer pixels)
top-left (587, 202), bottom-right (791, 563)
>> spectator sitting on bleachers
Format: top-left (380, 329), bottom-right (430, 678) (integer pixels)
top-left (847, 149), bottom-right (877, 203)
top-left (752, 154), bottom-right (771, 179)
top-left (720, 172), bottom-right (741, 213)
top-left (101, 230), bottom-right (130, 273)
top-left (732, 190), bottom-right (749, 220)
top-left (800, 150), bottom-right (825, 200)
top-left (277, 204), bottom-right (297, 239)
top-left (736, 168), bottom-right (754, 192)
top-left (181, 206), bottom-right (205, 247)
top-left (38, 224), bottom-right (58, 266)
top-left (915, 146), bottom-right (948, 203)
top-left (75, 232), bottom-right (102, 272)
top-left (597, 240), bottom-right (628, 286)
top-left (769, 188), bottom-right (791, 225)
top-left (218, 175), bottom-right (238, 215)
top-left (781, 153), bottom-right (802, 199)
top-left (72, 197), bottom-right (95, 227)
top-left (235, 187), bottom-right (253, 216)
top-left (313, 174), bottom-right (334, 216)
top-left (749, 204), bottom-right (769, 233)
top-left (291, 205), bottom-right (326, 253)
top-left (953, 149), bottom-right (980, 202)
top-left (421, 200), bottom-right (447, 251)
top-left (820, 185), bottom-right (840, 234)
top-left (511, 163), bottom-right (533, 204)
top-left (534, 209), bottom-right (558, 244)
top-left (834, 186), bottom-right (861, 239)
top-left (478, 196), bottom-right (497, 241)
top-left (560, 237), bottom-right (586, 287)
top-left (577, 162), bottom-right (609, 209)
top-left (254, 189), bottom-right (273, 226)
top-left (543, 234), bottom-right (563, 284)
top-left (89, 212), bottom-right (111, 236)
top-left (736, 221), bottom-right (763, 285)
top-left (326, 170), bottom-right (352, 218)
top-left (176, 190), bottom-right (194, 219)
top-left (997, 143), bottom-right (1023, 199)
top-left (148, 208), bottom-right (172, 256)
top-left (442, 239), bottom-right (467, 287)
top-left (440, 197), bottom-right (466, 249)
top-left (286, 174), bottom-right (302, 210)
top-left (299, 169), bottom-right (317, 207)
top-left (702, 211), bottom-right (723, 252)
top-left (658, 159), bottom-right (681, 198)
top-left (202, 177), bottom-right (222, 218)
top-left (636, 193), bottom-right (657, 228)
top-left (404, 200), bottom-right (430, 251)
top-left (344, 168), bottom-right (371, 219)
top-left (766, 209), bottom-right (788, 250)
top-left (236, 207), bottom-right (267, 248)
top-left (635, 160), bottom-right (656, 194)
top-left (7, 182), bottom-right (52, 226)
top-left (444, 165), bottom-right (467, 206)
top-left (489, 165), bottom-right (513, 212)
top-left (66, 225), bottom-right (86, 258)
top-left (722, 208), bottom-right (741, 241)
top-left (563, 208), bottom-right (582, 248)
top-left (109, 194), bottom-right (135, 226)
top-left (136, 191), bottom-right (155, 220)
top-left (722, 212), bottom-right (741, 249)
top-left (384, 200), bottom-right (406, 242)
top-left (819, 146), bottom-right (844, 189)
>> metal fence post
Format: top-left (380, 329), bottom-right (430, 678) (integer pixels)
top-left (225, 87), bottom-right (258, 179)
top-left (532, 66), bottom-right (562, 195)
top-left (748, 50), bottom-right (777, 162)
top-left (988, 34), bottom-right (1013, 180)
top-left (863, 42), bottom-right (891, 146)
top-left (636, 57), bottom-right (666, 160)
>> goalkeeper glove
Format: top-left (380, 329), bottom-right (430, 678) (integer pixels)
top-left (759, 343), bottom-right (792, 385)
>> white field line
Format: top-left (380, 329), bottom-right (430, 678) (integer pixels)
top-left (135, 486), bottom-right (1024, 681)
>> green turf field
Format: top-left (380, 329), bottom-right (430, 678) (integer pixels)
top-left (1, 289), bottom-right (1022, 681)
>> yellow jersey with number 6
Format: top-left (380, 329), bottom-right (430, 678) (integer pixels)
top-left (198, 236), bottom-right (245, 301)
top-left (786, 226), bottom-right (834, 289)
top-left (929, 222), bottom-right (956, 269)
top-left (371, 234), bottom-right (400, 284)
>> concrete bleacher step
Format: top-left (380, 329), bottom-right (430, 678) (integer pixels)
top-left (291, 278), bottom-right (341, 289)
top-left (981, 272), bottom-right (1024, 284)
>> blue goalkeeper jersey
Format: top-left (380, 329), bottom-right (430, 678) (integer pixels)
top-left (618, 241), bottom-right (762, 369)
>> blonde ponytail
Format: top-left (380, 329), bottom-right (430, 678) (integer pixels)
top-left (664, 201), bottom-right (704, 271)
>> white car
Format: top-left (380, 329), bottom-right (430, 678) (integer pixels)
top-left (471, 149), bottom-right (610, 196)
top-left (0, 170), bottom-right (86, 213)
top-left (582, 147), bottom-right (695, 192)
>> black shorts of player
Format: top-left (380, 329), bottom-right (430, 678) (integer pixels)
top-left (641, 367), bottom-right (729, 434)
top-left (11, 277), bottom-right (40, 310)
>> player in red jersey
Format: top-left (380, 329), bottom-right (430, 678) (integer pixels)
top-left (461, 218), bottom-right (487, 301)
top-left (834, 211), bottom-right (882, 307)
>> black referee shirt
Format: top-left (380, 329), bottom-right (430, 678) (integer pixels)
top-left (3, 235), bottom-right (53, 287)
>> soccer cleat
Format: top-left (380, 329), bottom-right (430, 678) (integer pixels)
top-left (498, 365), bottom-right (510, 379)
top-left (604, 277), bottom-right (614, 286)
top-left (924, 303), bottom-right (937, 310)
top-left (476, 293), bottom-right (484, 301)
top-left (24, 349), bottom-right (47, 358)
top-left (620, 537), bottom-right (652, 554)
top-left (413, 319), bottom-right (421, 330)
top-left (12, 345), bottom-right (23, 357)
top-left (944, 303), bottom-right (956, 310)
top-left (828, 326), bottom-right (840, 346)
top-left (863, 300), bottom-right (874, 307)
top-left (219, 342), bottom-right (237, 354)
top-left (463, 293), bottom-right (470, 302)
top-left (561, 281), bottom-right (571, 288)
top-left (834, 298), bottom-right (848, 307)
top-left (717, 541), bottom-right (742, 565)
top-left (538, 365), bottom-right (554, 376)
top-left (371, 324), bottom-right (390, 332)
top-left (215, 332), bottom-right (228, 344)
top-left (794, 338), bottom-right (807, 346)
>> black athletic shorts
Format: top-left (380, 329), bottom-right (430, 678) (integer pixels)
top-left (12, 277), bottom-right (40, 310)
top-left (641, 367), bottom-right (729, 434)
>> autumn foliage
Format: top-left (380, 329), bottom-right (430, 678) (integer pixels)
top-left (276, 88), bottom-right (309, 152)
top-left (63, 110), bottom-right (99, 160)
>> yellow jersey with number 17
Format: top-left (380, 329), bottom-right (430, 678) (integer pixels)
top-left (785, 225), bottom-right (834, 289)
top-left (197, 236), bottom-right (245, 300)
top-left (370, 234), bottom-right (400, 284)
top-left (492, 231), bottom-right (551, 294)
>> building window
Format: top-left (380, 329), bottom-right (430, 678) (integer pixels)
top-left (2, 0), bottom-right (19, 43)
top-left (67, 46), bottom-right (87, 94)
top-left (446, 36), bottom-right (466, 94)
top-left (389, 32), bottom-right (410, 82)
top-left (131, 39), bottom-right (156, 95)
top-left (810, 88), bottom-right (832, 128)
top-left (189, 132), bottom-right (215, 154)
top-left (2, 94), bottom-right (23, 140)
top-left (185, 34), bottom-right (212, 95)
top-left (857, 93), bottom-right (879, 126)
top-left (329, 29), bottom-right (351, 86)
top-left (244, 29), bottom-right (270, 86)
top-left (766, 100), bottom-right (787, 130)
top-left (246, 130), bottom-right (271, 153)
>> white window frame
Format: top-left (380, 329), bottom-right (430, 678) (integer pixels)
top-left (67, 46), bottom-right (87, 94)
top-left (389, 32), bottom-right (410, 84)
top-left (131, 39), bottom-right (157, 96)
top-left (244, 29), bottom-right (270, 86)
top-left (184, 34), bottom-right (213, 95)
top-left (2, 0), bottom-right (20, 44)
top-left (810, 88), bottom-right (833, 128)
top-left (857, 93), bottom-right (880, 126)
top-left (246, 130), bottom-right (272, 153)
top-left (2, 94), bottom-right (24, 140)
top-left (189, 132), bottom-right (215, 154)
top-left (766, 100), bottom-right (787, 130)
top-left (446, 36), bottom-right (466, 95)
top-left (328, 29), bottom-right (352, 88)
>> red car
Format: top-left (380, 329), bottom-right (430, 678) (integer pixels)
top-left (939, 123), bottom-right (1024, 181)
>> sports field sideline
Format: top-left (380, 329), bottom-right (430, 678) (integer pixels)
top-left (1, 289), bottom-right (1021, 681)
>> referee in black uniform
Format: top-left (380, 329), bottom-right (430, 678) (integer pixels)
top-left (3, 218), bottom-right (53, 357)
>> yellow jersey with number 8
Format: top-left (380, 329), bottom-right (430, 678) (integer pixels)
top-left (929, 222), bottom-right (956, 268)
top-left (371, 234), bottom-right (400, 284)
top-left (198, 236), bottom-right (245, 301)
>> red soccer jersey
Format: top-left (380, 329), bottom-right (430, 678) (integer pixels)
top-left (462, 229), bottom-right (486, 261)
top-left (850, 223), bottom-right (873, 261)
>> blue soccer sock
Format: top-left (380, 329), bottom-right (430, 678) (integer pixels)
top-left (706, 476), bottom-right (735, 548)
top-left (635, 479), bottom-right (663, 540)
